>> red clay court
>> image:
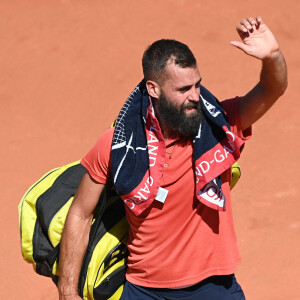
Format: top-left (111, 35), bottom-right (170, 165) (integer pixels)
top-left (1, 1), bottom-right (299, 299)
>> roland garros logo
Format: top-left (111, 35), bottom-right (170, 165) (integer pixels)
top-left (195, 131), bottom-right (236, 182)
top-left (123, 114), bottom-right (159, 210)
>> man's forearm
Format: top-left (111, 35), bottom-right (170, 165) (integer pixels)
top-left (231, 17), bottom-right (288, 130)
top-left (58, 209), bottom-right (93, 297)
top-left (240, 49), bottom-right (287, 129)
top-left (57, 172), bottom-right (105, 299)
top-left (259, 49), bottom-right (288, 99)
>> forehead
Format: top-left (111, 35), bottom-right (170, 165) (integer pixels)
top-left (162, 61), bottom-right (201, 89)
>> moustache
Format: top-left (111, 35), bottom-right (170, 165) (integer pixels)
top-left (182, 101), bottom-right (200, 110)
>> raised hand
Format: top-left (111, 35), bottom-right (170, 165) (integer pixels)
top-left (230, 17), bottom-right (280, 60)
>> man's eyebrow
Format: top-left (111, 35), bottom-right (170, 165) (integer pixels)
top-left (177, 78), bottom-right (202, 91)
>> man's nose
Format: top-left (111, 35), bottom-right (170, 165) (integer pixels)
top-left (188, 86), bottom-right (200, 102)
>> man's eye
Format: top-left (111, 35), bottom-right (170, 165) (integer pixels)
top-left (179, 87), bottom-right (189, 92)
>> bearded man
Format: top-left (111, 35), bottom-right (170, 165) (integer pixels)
top-left (58, 17), bottom-right (287, 300)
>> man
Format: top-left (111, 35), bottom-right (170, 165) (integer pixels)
top-left (58, 16), bottom-right (287, 299)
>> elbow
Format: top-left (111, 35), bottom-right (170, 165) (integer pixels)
top-left (270, 78), bottom-right (288, 99)
top-left (277, 68), bottom-right (288, 97)
top-left (280, 78), bottom-right (288, 96)
top-left (276, 72), bottom-right (288, 97)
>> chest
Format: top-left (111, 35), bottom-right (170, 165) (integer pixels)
top-left (160, 142), bottom-right (194, 187)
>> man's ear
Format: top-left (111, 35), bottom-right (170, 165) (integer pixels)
top-left (146, 80), bottom-right (161, 98)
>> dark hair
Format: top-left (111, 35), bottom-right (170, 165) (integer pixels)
top-left (142, 39), bottom-right (197, 83)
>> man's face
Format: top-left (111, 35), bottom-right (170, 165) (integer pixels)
top-left (157, 63), bottom-right (203, 138)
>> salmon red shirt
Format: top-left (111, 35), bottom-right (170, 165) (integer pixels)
top-left (81, 97), bottom-right (251, 288)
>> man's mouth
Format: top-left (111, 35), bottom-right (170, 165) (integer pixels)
top-left (185, 107), bottom-right (196, 112)
top-left (184, 103), bottom-right (198, 113)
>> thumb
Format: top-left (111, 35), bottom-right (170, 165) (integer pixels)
top-left (229, 41), bottom-right (250, 53)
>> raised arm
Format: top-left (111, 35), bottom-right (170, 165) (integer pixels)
top-left (230, 16), bottom-right (288, 130)
top-left (58, 172), bottom-right (105, 300)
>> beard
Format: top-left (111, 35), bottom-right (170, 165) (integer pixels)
top-left (157, 90), bottom-right (203, 138)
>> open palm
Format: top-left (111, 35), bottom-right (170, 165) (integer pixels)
top-left (230, 17), bottom-right (280, 60)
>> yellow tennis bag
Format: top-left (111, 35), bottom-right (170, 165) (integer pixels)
top-left (18, 160), bottom-right (241, 300)
top-left (18, 161), bottom-right (129, 300)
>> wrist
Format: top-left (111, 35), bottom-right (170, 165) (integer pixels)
top-left (262, 49), bottom-right (282, 62)
top-left (59, 292), bottom-right (78, 296)
top-left (58, 282), bottom-right (79, 296)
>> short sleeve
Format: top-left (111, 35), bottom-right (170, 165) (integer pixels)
top-left (81, 128), bottom-right (114, 184)
top-left (221, 97), bottom-right (252, 140)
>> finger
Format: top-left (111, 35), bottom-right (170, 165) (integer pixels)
top-left (256, 16), bottom-right (263, 24)
top-left (256, 16), bottom-right (265, 28)
top-left (240, 18), bottom-right (253, 31)
top-left (229, 40), bottom-right (250, 54)
top-left (251, 16), bottom-right (264, 30)
top-left (236, 24), bottom-right (248, 33)
top-left (246, 17), bottom-right (257, 26)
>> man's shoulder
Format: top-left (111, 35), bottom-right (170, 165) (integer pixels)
top-left (220, 96), bottom-right (241, 118)
top-left (220, 96), bottom-right (252, 139)
top-left (92, 127), bottom-right (115, 153)
top-left (220, 96), bottom-right (241, 111)
top-left (101, 127), bottom-right (115, 141)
